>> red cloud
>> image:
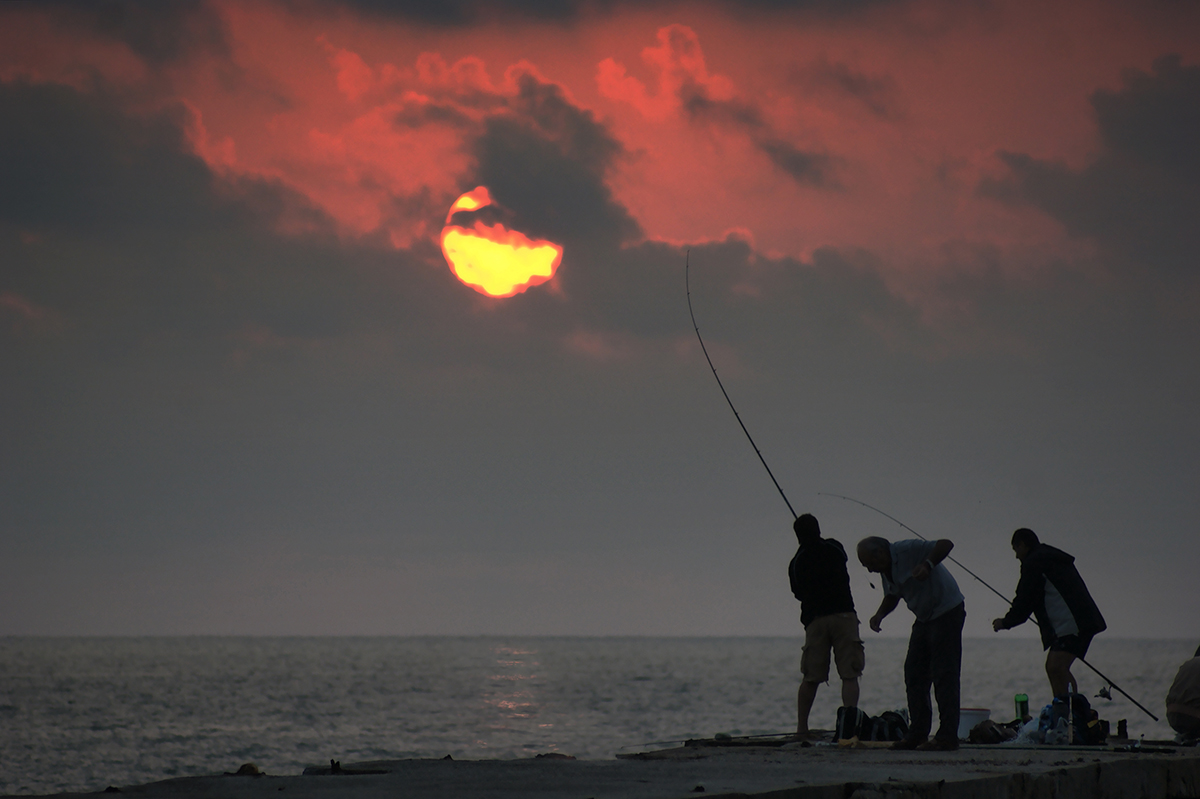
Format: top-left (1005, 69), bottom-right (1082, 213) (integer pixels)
top-left (4, 0), bottom-right (1198, 311)
top-left (0, 291), bottom-right (46, 321)
top-left (597, 24), bottom-right (735, 121)
top-left (322, 37), bottom-right (375, 102)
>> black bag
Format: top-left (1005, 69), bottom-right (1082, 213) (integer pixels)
top-left (859, 710), bottom-right (910, 741)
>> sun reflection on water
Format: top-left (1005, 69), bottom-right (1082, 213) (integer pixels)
top-left (485, 646), bottom-right (544, 723)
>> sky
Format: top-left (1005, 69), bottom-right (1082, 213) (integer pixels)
top-left (1, 0), bottom-right (1197, 640)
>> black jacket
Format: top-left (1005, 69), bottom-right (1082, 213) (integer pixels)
top-left (1000, 543), bottom-right (1106, 650)
top-left (788, 537), bottom-right (855, 627)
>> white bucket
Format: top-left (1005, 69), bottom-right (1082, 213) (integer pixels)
top-left (958, 707), bottom-right (991, 740)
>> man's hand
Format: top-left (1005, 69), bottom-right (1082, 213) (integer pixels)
top-left (869, 594), bottom-right (898, 633)
top-left (912, 560), bottom-right (932, 581)
top-left (992, 618), bottom-right (1008, 632)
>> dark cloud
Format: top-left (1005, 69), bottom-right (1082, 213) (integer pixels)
top-left (307, 0), bottom-right (899, 27)
top-left (1093, 54), bottom-right (1200, 184)
top-left (291, 0), bottom-right (608, 26)
top-left (13, 0), bottom-right (229, 65)
top-left (757, 138), bottom-right (835, 186)
top-left (795, 56), bottom-right (903, 120)
top-left (680, 78), bottom-right (834, 187)
top-left (392, 100), bottom-right (477, 129)
top-left (0, 81), bottom-right (229, 234)
top-left (469, 72), bottom-right (641, 247)
top-left (0, 80), bottom-right (395, 364)
top-left (980, 54), bottom-right (1200, 276)
top-left (0, 80), bottom-right (331, 243)
top-left (680, 89), bottom-right (765, 129)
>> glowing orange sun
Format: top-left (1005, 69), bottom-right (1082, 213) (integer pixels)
top-left (440, 187), bottom-right (564, 298)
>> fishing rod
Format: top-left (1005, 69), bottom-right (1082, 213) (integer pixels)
top-left (686, 252), bottom-right (797, 520)
top-left (821, 492), bottom-right (1159, 722)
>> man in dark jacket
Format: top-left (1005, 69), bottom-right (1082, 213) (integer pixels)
top-left (789, 514), bottom-right (863, 740)
top-left (992, 528), bottom-right (1107, 698)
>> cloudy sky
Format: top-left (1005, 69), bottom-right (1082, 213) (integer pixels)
top-left (1, 0), bottom-right (1197, 639)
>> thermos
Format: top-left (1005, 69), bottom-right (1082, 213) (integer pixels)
top-left (1014, 693), bottom-right (1029, 720)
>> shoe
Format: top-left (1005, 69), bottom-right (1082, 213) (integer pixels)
top-left (916, 737), bottom-right (959, 751)
top-left (890, 735), bottom-right (927, 750)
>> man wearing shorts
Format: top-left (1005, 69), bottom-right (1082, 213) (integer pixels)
top-left (992, 528), bottom-right (1107, 698)
top-left (788, 514), bottom-right (864, 740)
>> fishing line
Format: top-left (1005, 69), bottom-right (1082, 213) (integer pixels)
top-left (686, 252), bottom-right (797, 520)
top-left (821, 492), bottom-right (1159, 722)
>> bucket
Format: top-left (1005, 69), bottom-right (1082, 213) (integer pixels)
top-left (958, 708), bottom-right (990, 740)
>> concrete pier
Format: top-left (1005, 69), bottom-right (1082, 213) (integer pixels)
top-left (15, 743), bottom-right (1200, 799)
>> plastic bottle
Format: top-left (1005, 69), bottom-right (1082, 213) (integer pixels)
top-left (1014, 693), bottom-right (1029, 720)
top-left (1045, 717), bottom-right (1070, 745)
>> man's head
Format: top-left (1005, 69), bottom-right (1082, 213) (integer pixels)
top-left (856, 536), bottom-right (891, 574)
top-left (1011, 528), bottom-right (1039, 560)
top-left (793, 513), bottom-right (820, 544)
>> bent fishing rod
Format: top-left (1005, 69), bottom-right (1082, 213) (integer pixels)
top-left (821, 492), bottom-right (1159, 722)
top-left (686, 252), bottom-right (797, 520)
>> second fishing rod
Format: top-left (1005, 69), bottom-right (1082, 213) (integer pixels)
top-left (685, 253), bottom-right (1158, 722)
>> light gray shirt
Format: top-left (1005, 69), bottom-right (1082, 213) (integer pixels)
top-left (882, 539), bottom-right (964, 622)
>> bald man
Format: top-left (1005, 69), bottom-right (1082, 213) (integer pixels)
top-left (858, 535), bottom-right (965, 751)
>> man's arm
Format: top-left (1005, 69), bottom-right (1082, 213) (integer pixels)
top-left (995, 561), bottom-right (1039, 631)
top-left (911, 539), bottom-right (953, 581)
top-left (869, 594), bottom-right (900, 633)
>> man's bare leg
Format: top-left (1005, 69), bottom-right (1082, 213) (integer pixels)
top-left (797, 680), bottom-right (820, 737)
top-left (1046, 651), bottom-right (1078, 697)
top-left (841, 676), bottom-right (860, 709)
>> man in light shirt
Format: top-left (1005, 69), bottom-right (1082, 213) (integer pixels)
top-left (858, 536), bottom-right (965, 751)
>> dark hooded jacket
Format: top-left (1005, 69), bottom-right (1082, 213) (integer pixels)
top-left (788, 537), bottom-right (855, 628)
top-left (1000, 543), bottom-right (1106, 650)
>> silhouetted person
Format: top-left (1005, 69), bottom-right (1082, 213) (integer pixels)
top-left (1166, 644), bottom-right (1200, 741)
top-left (788, 514), bottom-right (863, 740)
top-left (858, 535), bottom-right (964, 751)
top-left (991, 528), bottom-right (1106, 698)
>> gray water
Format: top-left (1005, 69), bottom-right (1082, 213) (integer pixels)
top-left (0, 636), bottom-right (1192, 795)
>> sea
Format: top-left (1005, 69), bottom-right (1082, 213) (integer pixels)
top-left (0, 636), bottom-right (1193, 796)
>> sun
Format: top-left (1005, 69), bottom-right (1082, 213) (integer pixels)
top-left (440, 187), bottom-right (564, 298)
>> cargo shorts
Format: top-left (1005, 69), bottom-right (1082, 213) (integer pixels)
top-left (801, 611), bottom-right (865, 683)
